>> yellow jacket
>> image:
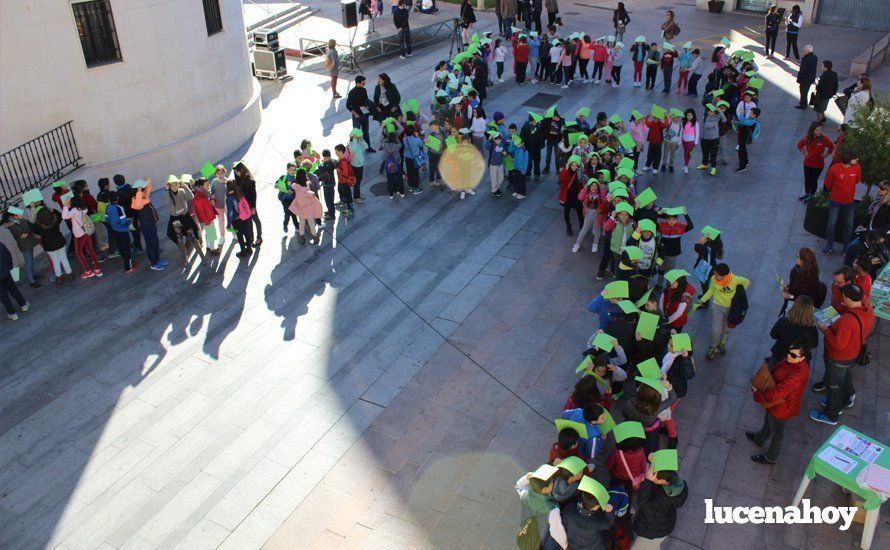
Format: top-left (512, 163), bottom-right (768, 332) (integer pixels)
top-left (700, 274), bottom-right (750, 308)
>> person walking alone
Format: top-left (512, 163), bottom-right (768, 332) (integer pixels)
top-left (326, 39), bottom-right (341, 99)
top-left (764, 6), bottom-right (780, 56)
top-left (795, 45), bottom-right (817, 110)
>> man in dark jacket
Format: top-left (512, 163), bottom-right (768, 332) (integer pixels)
top-left (632, 465), bottom-right (688, 547)
top-left (393, 2), bottom-right (412, 58)
top-left (520, 115), bottom-right (545, 179)
top-left (795, 45), bottom-right (818, 110)
top-left (346, 76), bottom-right (376, 151)
top-left (813, 60), bottom-right (839, 122)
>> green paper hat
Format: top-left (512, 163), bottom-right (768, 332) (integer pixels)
top-left (599, 147), bottom-right (616, 154)
top-left (586, 177), bottom-right (598, 187)
top-left (180, 173), bottom-right (194, 183)
top-left (701, 225), bottom-right (721, 239)
top-left (635, 188), bottom-right (657, 208)
top-left (741, 51), bottom-right (755, 62)
top-left (545, 104), bottom-right (558, 118)
top-left (635, 376), bottom-right (665, 393)
top-left (635, 288), bottom-right (654, 308)
top-left (450, 96), bottom-right (463, 105)
top-left (21, 189), bottom-right (43, 204)
top-left (745, 70), bottom-right (757, 77)
top-left (530, 31), bottom-right (539, 38)
top-left (529, 111), bottom-right (543, 122)
top-left (578, 476), bottom-right (610, 508)
top-left (132, 179), bottom-right (148, 189)
top-left (486, 130), bottom-right (501, 138)
top-left (555, 418), bottom-right (589, 440)
top-left (591, 332), bottom-right (615, 352)
top-left (631, 109), bottom-right (643, 120)
top-left (425, 136), bottom-right (443, 152)
top-left (608, 181), bottom-right (626, 194)
top-left (661, 206), bottom-right (684, 216)
top-left (748, 78), bottom-right (764, 90)
top-left (651, 449), bottom-right (679, 473)
top-left (7, 206), bottom-right (24, 216)
top-left (637, 219), bottom-right (657, 234)
top-left (609, 113), bottom-right (622, 124)
top-left (742, 88), bottom-right (757, 97)
top-left (671, 332), bottom-right (693, 352)
top-left (706, 103), bottom-right (718, 112)
top-left (512, 134), bottom-right (523, 146)
top-left (662, 42), bottom-right (674, 51)
top-left (634, 35), bottom-right (645, 43)
top-left (669, 108), bottom-right (684, 118)
top-left (458, 127), bottom-right (472, 134)
top-left (637, 358), bottom-right (662, 380)
top-left (650, 104), bottom-right (667, 119)
top-left (613, 421), bottom-right (645, 443)
top-left (576, 354), bottom-right (594, 375)
top-left (602, 280), bottom-right (629, 299)
top-left (60, 191), bottom-right (74, 201)
top-left (614, 202), bottom-right (635, 216)
top-left (530, 463), bottom-right (559, 481)
top-left (617, 300), bottom-right (638, 315)
top-left (166, 174), bottom-right (179, 184)
top-left (576, 107), bottom-right (590, 118)
top-left (567, 155), bottom-right (582, 167)
top-left (615, 41), bottom-right (624, 48)
top-left (599, 126), bottom-right (614, 135)
top-left (711, 89), bottom-right (725, 98)
top-left (511, 26), bottom-right (523, 34)
top-left (588, 151), bottom-right (601, 160)
top-left (664, 269), bottom-right (690, 283)
top-left (51, 180), bottom-right (67, 188)
top-left (717, 100), bottom-right (731, 108)
top-left (350, 128), bottom-right (364, 137)
top-left (436, 89), bottom-right (448, 98)
top-left (565, 120), bottom-right (578, 127)
top-left (551, 39), bottom-right (561, 46)
top-left (617, 133), bottom-right (636, 151)
top-left (445, 136), bottom-right (458, 149)
top-left (616, 168), bottom-right (635, 181)
top-left (617, 157), bottom-right (635, 171)
top-left (600, 409), bottom-right (617, 434)
top-left (568, 132), bottom-right (585, 146)
top-left (683, 41), bottom-right (692, 49)
top-left (556, 456), bottom-right (587, 476)
top-left (598, 169), bottom-right (612, 182)
top-left (611, 187), bottom-right (629, 199)
top-left (623, 246), bottom-right (643, 261)
top-left (607, 35), bottom-right (615, 42)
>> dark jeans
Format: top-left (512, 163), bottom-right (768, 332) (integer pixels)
top-left (803, 165), bottom-right (822, 196)
top-left (234, 218), bottom-right (253, 253)
top-left (250, 210), bottom-right (262, 239)
top-left (398, 28), bottom-right (412, 56)
top-left (352, 112), bottom-right (371, 148)
top-left (646, 66), bottom-right (658, 89)
top-left (137, 209), bottom-right (161, 265)
top-left (280, 197), bottom-right (299, 229)
top-left (843, 238), bottom-right (863, 268)
top-left (516, 61), bottom-right (527, 83)
top-left (798, 82), bottom-right (811, 108)
top-left (338, 184), bottom-right (354, 210)
top-left (386, 172), bottom-right (405, 196)
top-left (687, 73), bottom-right (702, 95)
top-left (646, 142), bottom-right (662, 169)
top-left (592, 61), bottom-right (604, 81)
top-left (526, 147), bottom-right (541, 176)
top-left (824, 356), bottom-right (855, 421)
top-left (323, 186), bottom-right (336, 216)
top-left (579, 58), bottom-right (589, 79)
top-left (737, 125), bottom-right (751, 168)
top-left (544, 141), bottom-right (558, 170)
top-left (598, 245), bottom-right (616, 274)
top-left (510, 170), bottom-right (527, 195)
top-left (112, 230), bottom-right (133, 270)
top-left (102, 222), bottom-right (116, 254)
top-left (785, 32), bottom-right (799, 59)
top-left (701, 138), bottom-right (718, 167)
top-left (753, 412), bottom-right (786, 462)
top-left (429, 153), bottom-right (441, 181)
top-left (826, 200), bottom-right (855, 249)
top-left (765, 30), bottom-right (778, 55)
top-left (353, 166), bottom-right (363, 199)
top-left (662, 67), bottom-right (673, 92)
top-left (611, 65), bottom-right (622, 85)
top-left (406, 158), bottom-right (420, 191)
top-left (564, 202), bottom-right (583, 232)
top-left (0, 274), bottom-right (27, 314)
top-left (547, 11), bottom-right (557, 26)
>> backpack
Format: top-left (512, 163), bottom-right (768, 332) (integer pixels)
top-left (727, 284), bottom-right (749, 326)
top-left (814, 281), bottom-right (828, 308)
top-left (515, 516), bottom-right (541, 550)
top-left (80, 209), bottom-right (96, 235)
top-left (384, 155), bottom-right (401, 174)
top-left (619, 451), bottom-right (646, 491)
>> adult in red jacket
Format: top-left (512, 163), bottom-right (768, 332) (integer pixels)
top-left (810, 284), bottom-right (874, 425)
top-left (747, 340), bottom-right (810, 464)
top-left (797, 122), bottom-right (834, 202)
top-left (822, 150), bottom-right (862, 255)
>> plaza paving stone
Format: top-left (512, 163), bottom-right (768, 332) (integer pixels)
top-left (1, 1), bottom-right (888, 548)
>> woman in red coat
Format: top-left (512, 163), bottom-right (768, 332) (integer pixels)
top-left (796, 122), bottom-right (834, 202)
top-left (747, 340), bottom-right (810, 464)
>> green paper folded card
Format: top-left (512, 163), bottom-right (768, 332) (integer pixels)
top-left (664, 269), bottom-right (690, 283)
top-left (545, 104), bottom-right (558, 118)
top-left (671, 332), bottom-right (693, 352)
top-left (637, 358), bottom-right (662, 380)
top-left (600, 409), bottom-right (617, 434)
top-left (577, 107), bottom-right (590, 118)
top-left (613, 421), bottom-right (645, 443)
top-left (599, 126), bottom-right (614, 135)
top-left (445, 136), bottom-right (458, 150)
top-left (635, 188), bottom-right (657, 208)
top-left (635, 288), bottom-right (654, 308)
top-left (631, 109), bottom-right (643, 120)
top-left (578, 476), bottom-right (610, 508)
top-left (22, 189), bottom-right (43, 205)
top-left (635, 376), bottom-right (665, 393)
top-left (617, 157), bottom-right (635, 171)
top-left (608, 181), bottom-right (626, 193)
top-left (650, 449), bottom-right (679, 472)
top-left (51, 179), bottom-right (67, 188)
top-left (669, 108), bottom-right (684, 118)
top-left (60, 191), bottom-right (74, 202)
top-left (617, 300), bottom-right (638, 315)
top-left (575, 355), bottom-right (594, 374)
top-left (650, 104), bottom-right (667, 119)
top-left (614, 202), bottom-right (635, 215)
top-left (636, 312), bottom-right (660, 341)
top-left (701, 225), bottom-right (721, 240)
top-left (660, 206), bottom-right (685, 216)
top-left (711, 88), bottom-right (725, 97)
top-left (200, 161), bottom-right (216, 180)
top-left (425, 136), bottom-right (442, 152)
top-left (555, 418), bottom-right (589, 440)
top-left (512, 134), bottom-right (523, 146)
top-left (602, 280), bottom-right (629, 299)
top-left (7, 206), bottom-right (24, 216)
top-left (617, 133), bottom-right (636, 151)
top-left (556, 456), bottom-right (587, 476)
top-left (591, 332), bottom-right (616, 352)
top-left (611, 188), bottom-right (629, 199)
top-left (616, 168), bottom-right (635, 180)
top-left (636, 218), bottom-right (657, 234)
top-left (609, 113), bottom-right (623, 124)
top-left (623, 246), bottom-right (643, 261)
top-left (529, 111), bottom-right (543, 122)
top-left (748, 78), bottom-right (764, 90)
top-left (530, 463), bottom-right (559, 481)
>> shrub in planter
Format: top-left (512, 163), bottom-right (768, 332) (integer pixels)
top-left (707, 1), bottom-right (725, 14)
top-left (803, 190), bottom-right (869, 240)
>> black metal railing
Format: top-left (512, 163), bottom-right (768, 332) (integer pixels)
top-left (0, 121), bottom-right (84, 207)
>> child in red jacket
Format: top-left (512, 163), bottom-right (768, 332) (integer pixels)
top-left (643, 115), bottom-right (669, 172)
top-left (334, 144), bottom-right (356, 216)
top-left (606, 423), bottom-right (649, 494)
top-left (591, 39), bottom-right (609, 84)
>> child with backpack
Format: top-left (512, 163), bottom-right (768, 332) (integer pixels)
top-left (191, 178), bottom-right (219, 255)
top-left (695, 263), bottom-right (750, 359)
top-left (62, 194), bottom-right (103, 279)
top-left (383, 151), bottom-right (405, 198)
top-left (104, 192), bottom-right (136, 273)
top-left (334, 144), bottom-right (356, 215)
top-left (605, 421), bottom-right (648, 494)
top-left (515, 464), bottom-right (568, 550)
top-left (315, 151), bottom-right (338, 220)
top-left (225, 181), bottom-right (253, 258)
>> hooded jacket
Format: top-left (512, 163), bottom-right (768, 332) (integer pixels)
top-left (632, 476), bottom-right (688, 539)
top-left (562, 500), bottom-right (614, 550)
top-left (753, 358), bottom-right (809, 420)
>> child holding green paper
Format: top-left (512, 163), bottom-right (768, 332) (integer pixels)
top-left (573, 179), bottom-right (604, 254)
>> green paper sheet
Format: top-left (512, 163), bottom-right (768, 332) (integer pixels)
top-left (617, 300), bottom-right (638, 314)
top-left (635, 187), bottom-right (657, 207)
top-left (503, 155), bottom-right (515, 171)
top-left (591, 332), bottom-right (615, 352)
top-left (637, 358), bottom-right (662, 380)
top-left (669, 108), bottom-right (684, 118)
top-left (545, 104), bottom-right (558, 118)
top-left (623, 246), bottom-right (643, 261)
top-left (618, 133), bottom-right (636, 151)
top-left (635, 376), bottom-right (665, 393)
top-left (650, 104), bottom-right (667, 119)
top-left (671, 333), bottom-right (692, 352)
top-left (529, 112), bottom-right (543, 123)
top-left (557, 456), bottom-right (587, 476)
top-left (200, 161), bottom-right (216, 180)
top-left (577, 107), bottom-right (590, 118)
top-left (578, 476), bottom-right (610, 508)
top-left (617, 157), bottom-right (635, 171)
top-left (408, 98), bottom-right (420, 113)
top-left (425, 136), bottom-right (442, 152)
top-left (651, 449), bottom-right (679, 472)
top-left (445, 136), bottom-right (458, 150)
top-left (613, 421), bottom-right (645, 442)
top-left (636, 312), bottom-right (660, 341)
top-left (599, 410), bottom-right (616, 435)
top-left (555, 419), bottom-right (589, 440)
top-left (575, 355), bottom-right (593, 374)
top-left (748, 77), bottom-right (764, 90)
top-left (635, 288), bottom-right (654, 308)
top-left (569, 132), bottom-right (585, 146)
top-left (660, 206), bottom-right (684, 216)
top-left (602, 280), bottom-right (629, 299)
top-left (631, 109), bottom-right (643, 120)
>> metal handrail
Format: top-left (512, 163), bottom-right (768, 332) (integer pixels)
top-left (0, 121), bottom-right (84, 207)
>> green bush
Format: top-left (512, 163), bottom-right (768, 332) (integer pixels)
top-left (843, 91), bottom-right (890, 196)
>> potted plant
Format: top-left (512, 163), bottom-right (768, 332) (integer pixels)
top-left (708, 1), bottom-right (725, 13)
top-left (803, 92), bottom-right (889, 240)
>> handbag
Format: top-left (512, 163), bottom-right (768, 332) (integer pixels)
top-left (809, 92), bottom-right (817, 106)
top-left (515, 516), bottom-right (541, 550)
top-left (693, 248), bottom-right (711, 283)
top-left (834, 94), bottom-right (849, 114)
top-left (852, 313), bottom-right (872, 366)
top-left (751, 362), bottom-right (784, 408)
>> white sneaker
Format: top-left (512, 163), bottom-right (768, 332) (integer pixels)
top-left (612, 83), bottom-right (619, 88)
top-left (572, 243), bottom-right (580, 253)
top-left (512, 192), bottom-right (518, 197)
top-left (592, 242), bottom-right (598, 253)
top-left (7, 313), bottom-right (18, 321)
top-left (560, 84), bottom-right (569, 89)
top-left (683, 166), bottom-right (689, 174)
top-left (466, 189), bottom-right (476, 195)
top-left (498, 78), bottom-right (504, 83)
top-left (734, 145), bottom-right (739, 151)
top-left (515, 194), bottom-right (526, 199)
top-left (460, 191), bottom-right (466, 199)
top-left (531, 79), bottom-right (538, 83)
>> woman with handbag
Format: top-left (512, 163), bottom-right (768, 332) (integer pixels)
top-left (747, 340), bottom-right (810, 464)
top-left (768, 296), bottom-right (818, 367)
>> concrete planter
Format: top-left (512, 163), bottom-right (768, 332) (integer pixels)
top-left (708, 1), bottom-right (726, 13)
top-left (803, 201), bottom-right (868, 240)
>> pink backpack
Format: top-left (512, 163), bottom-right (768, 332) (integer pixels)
top-left (237, 196), bottom-right (252, 221)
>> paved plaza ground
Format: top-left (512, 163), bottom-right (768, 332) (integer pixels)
top-left (2, 1), bottom-right (888, 549)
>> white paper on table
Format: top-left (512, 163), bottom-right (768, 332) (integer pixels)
top-left (818, 446), bottom-right (857, 474)
top-left (830, 428), bottom-right (884, 464)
